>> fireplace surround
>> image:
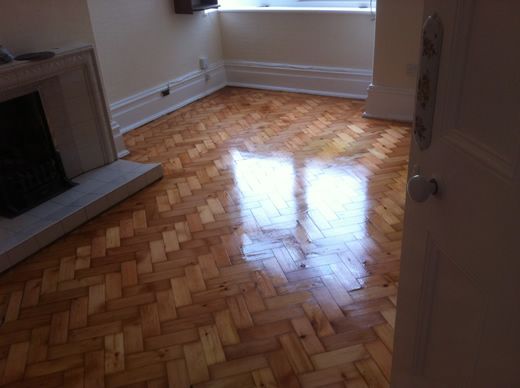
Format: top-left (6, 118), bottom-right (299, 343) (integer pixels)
top-left (0, 44), bottom-right (163, 272)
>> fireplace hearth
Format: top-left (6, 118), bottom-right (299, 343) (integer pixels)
top-left (0, 44), bottom-right (163, 271)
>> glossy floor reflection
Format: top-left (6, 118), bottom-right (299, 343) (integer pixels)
top-left (0, 87), bottom-right (411, 387)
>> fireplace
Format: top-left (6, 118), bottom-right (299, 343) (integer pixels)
top-left (0, 91), bottom-right (74, 218)
top-left (0, 44), bottom-right (163, 271)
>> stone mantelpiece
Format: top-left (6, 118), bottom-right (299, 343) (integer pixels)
top-left (0, 43), bottom-right (163, 271)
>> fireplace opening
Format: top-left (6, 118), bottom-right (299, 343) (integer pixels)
top-left (0, 92), bottom-right (75, 218)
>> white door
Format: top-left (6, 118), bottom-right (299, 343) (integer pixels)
top-left (391, 1), bottom-right (520, 387)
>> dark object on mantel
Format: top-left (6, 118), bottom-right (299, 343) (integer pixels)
top-left (15, 51), bottom-right (55, 61)
top-left (174, 0), bottom-right (219, 14)
top-left (0, 45), bottom-right (14, 64)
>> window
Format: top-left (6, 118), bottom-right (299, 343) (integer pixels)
top-left (219, 0), bottom-right (376, 11)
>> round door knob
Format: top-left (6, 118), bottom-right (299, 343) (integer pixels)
top-left (407, 175), bottom-right (439, 202)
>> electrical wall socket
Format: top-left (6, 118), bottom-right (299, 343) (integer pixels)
top-left (200, 57), bottom-right (209, 70)
top-left (406, 63), bottom-right (418, 76)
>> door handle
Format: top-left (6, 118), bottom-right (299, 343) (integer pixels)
top-left (407, 175), bottom-right (439, 202)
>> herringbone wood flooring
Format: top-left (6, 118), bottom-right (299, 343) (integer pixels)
top-left (0, 87), bottom-right (410, 387)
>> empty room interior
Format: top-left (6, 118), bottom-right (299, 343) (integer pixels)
top-left (0, 0), bottom-right (427, 386)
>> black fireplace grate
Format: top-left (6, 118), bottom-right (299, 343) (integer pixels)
top-left (0, 92), bottom-right (74, 218)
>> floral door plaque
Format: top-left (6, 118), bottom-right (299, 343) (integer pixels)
top-left (414, 13), bottom-right (444, 151)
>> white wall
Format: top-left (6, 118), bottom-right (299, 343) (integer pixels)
top-left (86, 0), bottom-right (224, 104)
top-left (220, 11), bottom-right (375, 69)
top-left (220, 10), bottom-right (375, 98)
top-left (364, 0), bottom-right (425, 121)
top-left (0, 0), bottom-right (95, 55)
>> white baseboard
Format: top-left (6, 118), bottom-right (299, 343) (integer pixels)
top-left (363, 84), bottom-right (415, 122)
top-left (225, 60), bottom-right (372, 99)
top-left (111, 63), bottom-right (227, 134)
top-left (110, 120), bottom-right (130, 158)
top-left (110, 61), bottom-right (373, 137)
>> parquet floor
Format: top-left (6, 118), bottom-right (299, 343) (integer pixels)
top-left (0, 87), bottom-right (411, 387)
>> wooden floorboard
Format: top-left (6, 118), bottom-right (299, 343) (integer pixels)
top-left (0, 87), bottom-right (410, 387)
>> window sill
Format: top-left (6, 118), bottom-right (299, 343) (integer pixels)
top-left (218, 6), bottom-right (374, 14)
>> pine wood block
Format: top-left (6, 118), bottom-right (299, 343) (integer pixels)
top-left (123, 319), bottom-right (144, 354)
top-left (267, 349), bottom-right (301, 388)
top-left (214, 309), bottom-right (240, 346)
top-left (320, 328), bottom-right (378, 352)
top-left (224, 337), bottom-right (280, 361)
top-left (126, 345), bottom-right (183, 370)
top-left (364, 340), bottom-right (392, 381)
top-left (106, 227), bottom-right (121, 249)
top-left (331, 312), bottom-right (386, 334)
top-left (166, 358), bottom-right (190, 388)
top-left (381, 307), bottom-right (396, 328)
top-left (298, 362), bottom-right (360, 388)
top-left (49, 310), bottom-right (69, 345)
top-left (184, 341), bottom-right (210, 385)
top-left (155, 289), bottom-right (177, 322)
top-left (140, 303), bottom-right (161, 337)
top-left (162, 230), bottom-right (180, 252)
top-left (354, 358), bottom-right (389, 388)
top-left (279, 332), bottom-right (314, 374)
top-left (105, 272), bottom-right (122, 301)
top-left (75, 246), bottom-right (91, 270)
top-left (2, 341), bottom-right (30, 384)
top-left (150, 240), bottom-right (167, 263)
top-left (251, 367), bottom-right (277, 388)
top-left (210, 244), bottom-right (232, 268)
top-left (121, 260), bottom-right (138, 287)
top-left (119, 218), bottom-right (135, 239)
top-left (70, 297), bottom-right (89, 330)
top-left (58, 256), bottom-right (76, 282)
top-left (27, 325), bottom-right (50, 363)
top-left (63, 367), bottom-right (85, 388)
top-left (239, 282), bottom-right (266, 313)
top-left (321, 274), bottom-right (354, 306)
top-left (70, 321), bottom-right (123, 342)
top-left (373, 323), bottom-right (394, 352)
top-left (25, 353), bottom-right (84, 378)
top-left (198, 253), bottom-right (220, 280)
top-left (301, 300), bottom-right (335, 337)
top-left (290, 316), bottom-right (325, 356)
top-left (263, 258), bottom-right (289, 286)
top-left (227, 294), bottom-right (254, 329)
top-left (105, 332), bottom-right (125, 374)
top-left (144, 328), bottom-right (199, 351)
top-left (208, 354), bottom-right (269, 380)
top-left (41, 267), bottom-right (59, 294)
top-left (171, 277), bottom-right (192, 307)
top-left (47, 337), bottom-right (104, 360)
top-left (132, 209), bottom-right (148, 229)
top-left (252, 270), bottom-right (277, 298)
top-left (136, 250), bottom-right (153, 274)
top-left (88, 283), bottom-right (106, 315)
top-left (198, 205), bottom-right (215, 224)
top-left (91, 236), bottom-right (107, 258)
top-left (199, 324), bottom-right (226, 365)
top-left (21, 279), bottom-right (41, 308)
top-left (185, 264), bottom-right (207, 293)
top-left (264, 291), bottom-right (314, 310)
top-left (310, 344), bottom-right (369, 370)
top-left (105, 362), bottom-right (166, 388)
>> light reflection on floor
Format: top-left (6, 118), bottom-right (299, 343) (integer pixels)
top-left (231, 149), bottom-right (369, 262)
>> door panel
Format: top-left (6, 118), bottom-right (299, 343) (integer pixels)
top-left (391, 0), bottom-right (520, 387)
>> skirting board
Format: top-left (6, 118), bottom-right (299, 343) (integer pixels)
top-left (110, 61), bottom-right (372, 137)
top-left (225, 60), bottom-right (372, 99)
top-left (111, 62), bottom-right (227, 134)
top-left (363, 84), bottom-right (416, 122)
